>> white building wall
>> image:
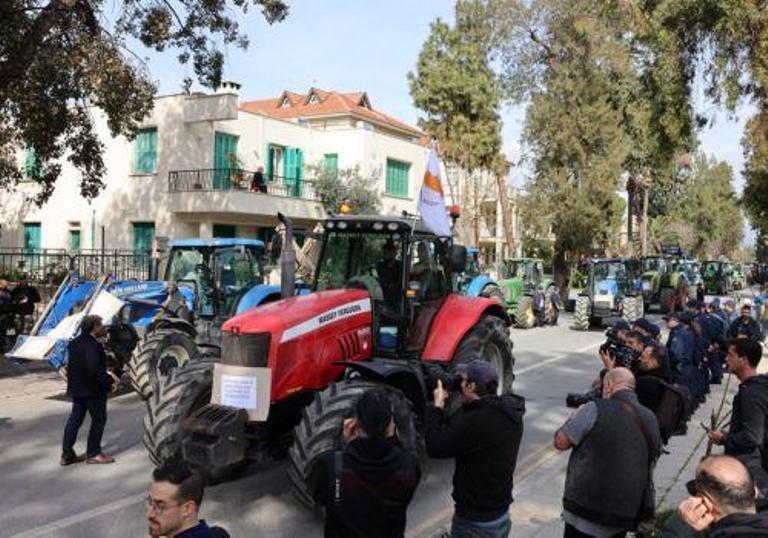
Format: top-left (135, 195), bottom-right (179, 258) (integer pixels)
top-left (1, 90), bottom-right (429, 251)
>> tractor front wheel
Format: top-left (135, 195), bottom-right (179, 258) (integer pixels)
top-left (287, 381), bottom-right (421, 508)
top-left (128, 328), bottom-right (200, 399)
top-left (659, 288), bottom-right (675, 314)
top-left (621, 296), bottom-right (643, 323)
top-left (452, 316), bottom-right (515, 394)
top-left (480, 284), bottom-right (505, 304)
top-left (573, 296), bottom-right (590, 331)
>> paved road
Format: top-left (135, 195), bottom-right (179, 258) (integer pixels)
top-left (0, 312), bottom-right (656, 538)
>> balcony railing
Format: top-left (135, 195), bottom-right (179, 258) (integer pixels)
top-left (168, 169), bottom-right (318, 201)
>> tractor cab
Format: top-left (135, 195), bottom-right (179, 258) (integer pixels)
top-left (502, 258), bottom-right (545, 294)
top-left (315, 216), bottom-right (463, 357)
top-left (164, 239), bottom-right (265, 321)
top-left (572, 258), bottom-right (643, 330)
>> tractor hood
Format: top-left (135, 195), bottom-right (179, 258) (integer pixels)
top-left (222, 288), bottom-right (374, 402)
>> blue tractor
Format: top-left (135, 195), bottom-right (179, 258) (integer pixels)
top-left (9, 237), bottom-right (295, 399)
top-left (456, 247), bottom-right (503, 302)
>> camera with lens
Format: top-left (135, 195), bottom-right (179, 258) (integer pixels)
top-left (566, 387), bottom-right (600, 408)
top-left (599, 327), bottom-right (640, 369)
top-left (423, 363), bottom-right (464, 392)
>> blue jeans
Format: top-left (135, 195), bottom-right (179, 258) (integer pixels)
top-left (451, 513), bottom-right (511, 538)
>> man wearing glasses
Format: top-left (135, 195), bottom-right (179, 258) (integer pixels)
top-left (147, 463), bottom-right (229, 537)
top-left (677, 455), bottom-right (768, 534)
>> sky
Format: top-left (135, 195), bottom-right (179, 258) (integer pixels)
top-left (141, 0), bottom-right (754, 237)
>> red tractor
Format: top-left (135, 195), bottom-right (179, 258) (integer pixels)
top-left (143, 214), bottom-right (515, 504)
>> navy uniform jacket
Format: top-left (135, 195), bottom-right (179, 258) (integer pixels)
top-left (66, 333), bottom-right (112, 399)
top-left (667, 325), bottom-right (694, 368)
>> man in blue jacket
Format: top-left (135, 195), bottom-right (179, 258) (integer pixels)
top-left (61, 315), bottom-right (116, 465)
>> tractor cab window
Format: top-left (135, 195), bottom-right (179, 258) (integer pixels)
top-left (642, 258), bottom-right (660, 272)
top-left (215, 248), bottom-right (263, 316)
top-left (406, 237), bottom-right (450, 353)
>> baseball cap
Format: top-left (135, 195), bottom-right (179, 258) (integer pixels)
top-left (456, 360), bottom-right (499, 390)
top-left (610, 319), bottom-right (630, 331)
top-left (663, 312), bottom-right (690, 323)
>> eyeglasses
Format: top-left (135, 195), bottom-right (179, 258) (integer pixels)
top-left (145, 496), bottom-right (181, 514)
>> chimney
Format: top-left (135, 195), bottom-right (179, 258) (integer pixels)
top-left (215, 81), bottom-right (242, 95)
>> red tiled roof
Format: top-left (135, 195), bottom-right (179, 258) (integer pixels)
top-left (240, 88), bottom-right (424, 137)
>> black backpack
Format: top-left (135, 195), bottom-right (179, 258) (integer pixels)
top-left (655, 381), bottom-right (691, 443)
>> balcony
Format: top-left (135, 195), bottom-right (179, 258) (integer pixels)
top-left (167, 169), bottom-right (325, 221)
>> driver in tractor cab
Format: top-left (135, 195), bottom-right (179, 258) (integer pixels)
top-left (155, 282), bottom-right (192, 323)
top-left (377, 239), bottom-right (402, 311)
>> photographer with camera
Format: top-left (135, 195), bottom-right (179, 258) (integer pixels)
top-left (426, 359), bottom-right (525, 537)
top-left (632, 318), bottom-right (661, 343)
top-left (556, 368), bottom-right (661, 538)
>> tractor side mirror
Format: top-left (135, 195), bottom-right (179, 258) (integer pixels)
top-left (449, 245), bottom-right (467, 274)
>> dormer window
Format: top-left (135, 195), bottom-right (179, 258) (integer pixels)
top-left (280, 96), bottom-right (291, 108)
top-left (308, 94), bottom-right (320, 105)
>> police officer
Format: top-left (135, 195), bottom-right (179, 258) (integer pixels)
top-left (11, 275), bottom-right (41, 335)
top-left (666, 312), bottom-right (700, 408)
top-left (728, 304), bottom-right (764, 342)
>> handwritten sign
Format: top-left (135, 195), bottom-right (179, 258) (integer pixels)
top-left (220, 375), bottom-right (257, 410)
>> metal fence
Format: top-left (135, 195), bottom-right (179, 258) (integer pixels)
top-left (168, 169), bottom-right (318, 201)
top-left (0, 248), bottom-right (152, 284)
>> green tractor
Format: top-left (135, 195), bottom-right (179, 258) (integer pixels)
top-left (496, 258), bottom-right (557, 328)
top-left (702, 260), bottom-right (734, 295)
top-left (731, 263), bottom-right (747, 290)
top-left (639, 248), bottom-right (689, 313)
top-left (573, 258), bottom-right (644, 331)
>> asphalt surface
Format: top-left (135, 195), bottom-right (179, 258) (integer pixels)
top-left (0, 311), bottom-right (660, 538)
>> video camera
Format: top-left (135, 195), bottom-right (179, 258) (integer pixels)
top-left (423, 363), bottom-right (464, 393)
top-left (599, 327), bottom-right (640, 370)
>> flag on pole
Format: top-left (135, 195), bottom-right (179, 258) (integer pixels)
top-left (418, 146), bottom-right (452, 237)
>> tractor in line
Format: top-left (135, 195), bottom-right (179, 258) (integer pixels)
top-left (142, 214), bottom-right (516, 504)
top-left (572, 258), bottom-right (644, 330)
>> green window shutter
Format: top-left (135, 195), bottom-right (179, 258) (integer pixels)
top-left (284, 148), bottom-right (296, 186)
top-left (386, 159), bottom-right (410, 197)
top-left (133, 128), bottom-right (158, 173)
top-left (24, 147), bottom-right (44, 181)
top-left (324, 153), bottom-right (338, 175)
top-left (69, 230), bottom-right (81, 251)
top-left (266, 145), bottom-right (275, 181)
top-left (213, 224), bottom-right (237, 238)
top-left (295, 149), bottom-right (304, 197)
top-left (132, 222), bottom-right (155, 252)
top-left (24, 223), bottom-right (41, 250)
top-left (214, 132), bottom-right (238, 189)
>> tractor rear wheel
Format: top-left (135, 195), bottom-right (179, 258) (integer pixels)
top-left (287, 381), bottom-right (421, 508)
top-left (129, 328), bottom-right (200, 399)
top-left (621, 296), bottom-right (643, 323)
top-left (452, 315), bottom-right (515, 394)
top-left (515, 296), bottom-right (536, 329)
top-left (659, 287), bottom-right (675, 314)
top-left (573, 296), bottom-right (590, 331)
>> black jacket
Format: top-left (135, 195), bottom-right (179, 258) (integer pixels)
top-left (11, 284), bottom-right (40, 316)
top-left (728, 316), bottom-right (764, 341)
top-left (725, 374), bottom-right (768, 490)
top-left (0, 287), bottom-right (12, 316)
top-left (66, 333), bottom-right (112, 399)
top-left (705, 512), bottom-right (768, 536)
top-left (309, 437), bottom-right (421, 538)
top-left (425, 394), bottom-right (525, 521)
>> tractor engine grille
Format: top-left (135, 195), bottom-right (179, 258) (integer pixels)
top-left (221, 332), bottom-right (271, 367)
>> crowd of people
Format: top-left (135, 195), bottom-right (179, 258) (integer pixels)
top-left (0, 275), bottom-right (41, 351)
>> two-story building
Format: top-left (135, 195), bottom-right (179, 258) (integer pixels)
top-left (0, 83), bottom-right (428, 253)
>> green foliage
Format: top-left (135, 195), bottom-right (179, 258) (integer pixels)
top-left (0, 0), bottom-right (289, 204)
top-left (308, 163), bottom-right (381, 215)
top-left (653, 152), bottom-right (743, 257)
top-left (744, 107), bottom-right (768, 238)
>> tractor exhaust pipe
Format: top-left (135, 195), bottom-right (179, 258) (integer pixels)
top-left (278, 212), bottom-right (296, 299)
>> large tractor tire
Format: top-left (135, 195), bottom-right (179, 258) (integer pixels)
top-left (287, 380), bottom-right (421, 508)
top-left (573, 296), bottom-right (591, 331)
top-left (480, 284), bottom-right (505, 304)
top-left (451, 315), bottom-right (515, 394)
top-left (621, 296), bottom-right (643, 323)
top-left (143, 355), bottom-right (215, 469)
top-left (515, 296), bottom-right (536, 329)
top-left (659, 287), bottom-right (676, 314)
top-left (128, 328), bottom-right (200, 399)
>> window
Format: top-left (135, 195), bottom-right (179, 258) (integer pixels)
top-left (24, 223), bottom-right (41, 250)
top-left (213, 224), bottom-right (236, 238)
top-left (324, 153), bottom-right (338, 175)
top-left (386, 159), bottom-right (410, 197)
top-left (213, 132), bottom-right (239, 189)
top-left (266, 144), bottom-right (285, 181)
top-left (24, 147), bottom-right (43, 181)
top-left (308, 94), bottom-right (320, 105)
top-left (132, 222), bottom-right (155, 253)
top-left (133, 128), bottom-right (158, 174)
top-left (69, 229), bottom-right (81, 251)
